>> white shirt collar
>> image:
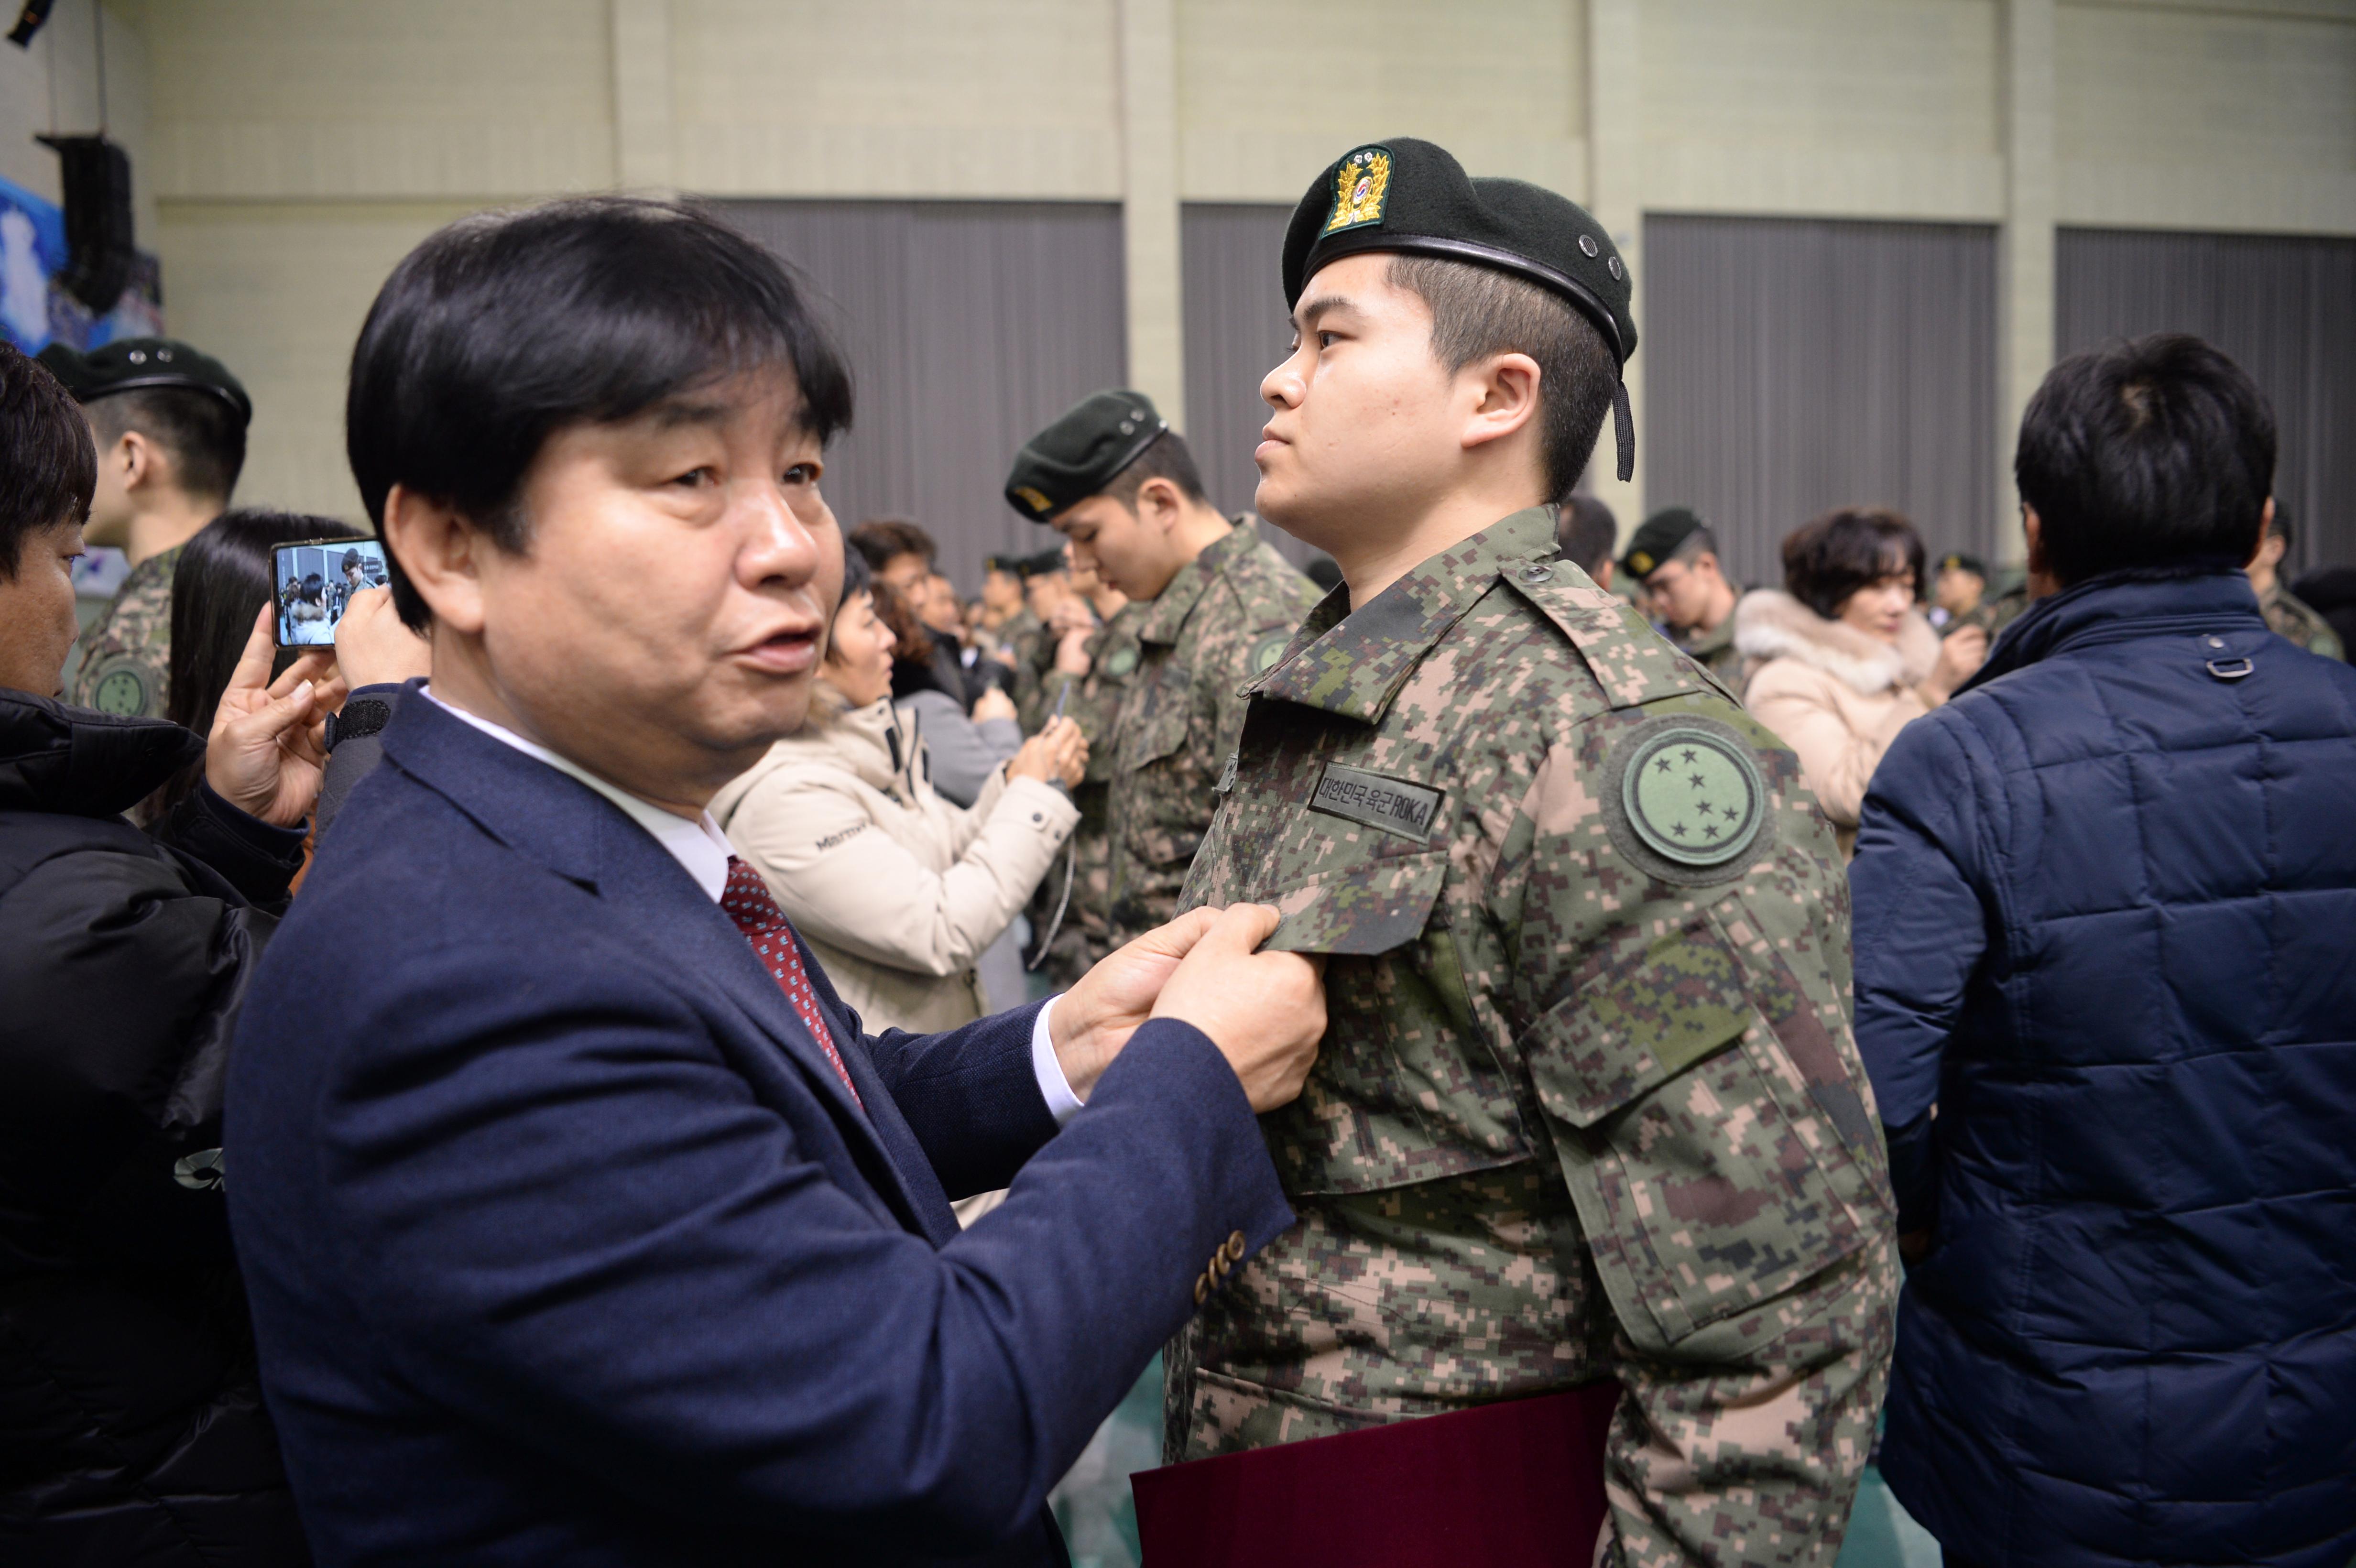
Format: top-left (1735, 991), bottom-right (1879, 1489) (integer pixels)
top-left (421, 686), bottom-right (734, 903)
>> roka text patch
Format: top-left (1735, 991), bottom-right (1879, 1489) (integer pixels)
top-left (1308, 763), bottom-right (1443, 843)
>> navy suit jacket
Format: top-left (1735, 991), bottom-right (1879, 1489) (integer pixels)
top-left (226, 691), bottom-right (1292, 1566)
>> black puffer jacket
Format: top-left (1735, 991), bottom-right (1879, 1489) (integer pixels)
top-left (0, 690), bottom-right (312, 1566)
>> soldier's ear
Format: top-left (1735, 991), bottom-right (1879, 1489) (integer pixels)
top-left (1133, 477), bottom-right (1186, 534)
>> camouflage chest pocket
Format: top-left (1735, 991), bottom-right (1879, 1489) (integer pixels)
top-left (1255, 851), bottom-right (1530, 1196)
top-left (1119, 692), bottom-right (1210, 866)
top-left (1529, 911), bottom-right (1881, 1349)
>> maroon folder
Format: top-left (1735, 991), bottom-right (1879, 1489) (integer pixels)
top-left (1131, 1380), bottom-right (1620, 1567)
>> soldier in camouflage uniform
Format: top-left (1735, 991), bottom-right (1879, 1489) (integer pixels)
top-left (1169, 139), bottom-right (1896, 1566)
top-left (36, 338), bottom-right (252, 719)
top-left (1003, 390), bottom-right (1320, 947)
top-left (1025, 596), bottom-right (1145, 987)
top-left (1620, 508), bottom-right (1745, 686)
top-left (2248, 508), bottom-right (2345, 661)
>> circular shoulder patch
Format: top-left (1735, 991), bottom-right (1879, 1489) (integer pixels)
top-left (1612, 720), bottom-right (1768, 872)
top-left (1250, 632), bottom-right (1292, 674)
top-left (91, 660), bottom-right (153, 717)
top-left (1103, 644), bottom-right (1139, 678)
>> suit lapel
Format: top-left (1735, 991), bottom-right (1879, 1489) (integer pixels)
top-left (381, 694), bottom-right (958, 1242)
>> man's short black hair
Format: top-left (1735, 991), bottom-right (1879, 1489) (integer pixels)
top-left (1557, 493), bottom-right (1617, 576)
top-left (348, 196), bottom-right (854, 629)
top-left (1103, 429), bottom-right (1208, 511)
top-left (1783, 506), bottom-right (1927, 621)
top-left (0, 340), bottom-right (97, 577)
top-left (2016, 333), bottom-right (2274, 588)
top-left (89, 387), bottom-right (247, 502)
top-left (849, 518), bottom-right (936, 572)
top-left (1386, 255), bottom-right (1617, 503)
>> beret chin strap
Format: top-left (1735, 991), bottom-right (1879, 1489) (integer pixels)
top-left (1611, 380), bottom-right (1635, 484)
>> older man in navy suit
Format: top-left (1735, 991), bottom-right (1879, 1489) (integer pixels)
top-left (226, 198), bottom-right (1327, 1567)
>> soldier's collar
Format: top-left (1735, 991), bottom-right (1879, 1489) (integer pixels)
top-left (1251, 507), bottom-right (1556, 724)
top-left (1137, 516), bottom-right (1256, 645)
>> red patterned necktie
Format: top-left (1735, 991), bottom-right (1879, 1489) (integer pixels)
top-left (720, 857), bottom-right (863, 1111)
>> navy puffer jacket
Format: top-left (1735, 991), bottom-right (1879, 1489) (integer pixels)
top-left (1849, 568), bottom-right (2356, 1568)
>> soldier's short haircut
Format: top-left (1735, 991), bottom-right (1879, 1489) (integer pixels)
top-left (0, 340), bottom-right (96, 577)
top-left (349, 196), bottom-right (853, 630)
top-left (1104, 429), bottom-right (1208, 510)
top-left (2016, 333), bottom-right (2274, 588)
top-left (1556, 493), bottom-right (1618, 576)
top-left (1386, 255), bottom-right (1618, 503)
top-left (849, 517), bottom-right (936, 572)
top-left (88, 386), bottom-right (247, 504)
top-left (1669, 524), bottom-right (1719, 568)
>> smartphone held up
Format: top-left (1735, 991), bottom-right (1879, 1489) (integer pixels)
top-left (275, 538), bottom-right (388, 649)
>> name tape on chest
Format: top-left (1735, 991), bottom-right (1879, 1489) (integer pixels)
top-left (1308, 763), bottom-right (1444, 843)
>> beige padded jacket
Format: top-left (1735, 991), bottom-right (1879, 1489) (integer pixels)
top-left (708, 695), bottom-right (1079, 1036)
top-left (1734, 588), bottom-right (1941, 858)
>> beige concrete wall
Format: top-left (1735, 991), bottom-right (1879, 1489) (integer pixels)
top-left (64, 0), bottom-right (2356, 535)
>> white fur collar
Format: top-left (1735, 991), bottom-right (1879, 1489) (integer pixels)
top-left (1733, 588), bottom-right (1940, 695)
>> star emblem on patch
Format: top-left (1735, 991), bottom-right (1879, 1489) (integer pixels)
top-left (1617, 723), bottom-right (1767, 869)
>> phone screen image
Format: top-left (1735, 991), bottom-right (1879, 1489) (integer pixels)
top-left (274, 538), bottom-right (389, 649)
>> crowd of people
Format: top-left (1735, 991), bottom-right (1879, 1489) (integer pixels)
top-left (1, 131), bottom-right (2350, 1568)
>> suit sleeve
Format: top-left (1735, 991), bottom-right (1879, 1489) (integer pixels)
top-left (1850, 714), bottom-right (1992, 1232)
top-left (312, 934), bottom-right (1291, 1556)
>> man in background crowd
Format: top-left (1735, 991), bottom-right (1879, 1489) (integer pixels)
top-left (1618, 504), bottom-right (1745, 681)
top-left (1929, 550), bottom-right (1987, 632)
top-left (1554, 491), bottom-right (1617, 589)
top-left (1024, 543), bottom-right (1143, 988)
top-left (2246, 504), bottom-right (2344, 659)
top-left (1005, 546), bottom-right (1072, 730)
top-left (1852, 333), bottom-right (2356, 1568)
top-left (976, 552), bottom-right (1027, 636)
top-left (1005, 390), bottom-right (1319, 947)
top-left (37, 337), bottom-right (252, 719)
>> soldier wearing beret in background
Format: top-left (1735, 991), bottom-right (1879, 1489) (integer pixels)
top-left (1929, 550), bottom-right (1989, 634)
top-left (1620, 505), bottom-right (1746, 684)
top-left (2246, 506), bottom-right (2345, 660)
top-left (1003, 392), bottom-right (1318, 949)
top-left (1167, 138), bottom-right (1897, 1565)
top-left (37, 337), bottom-right (252, 724)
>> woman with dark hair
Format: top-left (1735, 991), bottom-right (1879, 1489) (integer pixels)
top-left (151, 510), bottom-right (365, 821)
top-left (1733, 506), bottom-right (1985, 855)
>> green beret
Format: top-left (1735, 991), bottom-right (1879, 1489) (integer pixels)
top-left (1004, 390), bottom-right (1167, 523)
top-left (35, 336), bottom-right (251, 426)
top-left (1620, 506), bottom-right (1709, 580)
top-left (1280, 138), bottom-right (1637, 480)
top-left (1937, 551), bottom-right (1988, 579)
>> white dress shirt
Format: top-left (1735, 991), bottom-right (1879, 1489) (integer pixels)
top-left (422, 688), bottom-right (1084, 1123)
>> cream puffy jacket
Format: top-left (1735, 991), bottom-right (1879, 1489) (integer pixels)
top-left (709, 695), bottom-right (1078, 1035)
top-left (1734, 588), bottom-right (1941, 858)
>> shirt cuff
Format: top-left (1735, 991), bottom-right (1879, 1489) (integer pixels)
top-left (1030, 995), bottom-right (1086, 1125)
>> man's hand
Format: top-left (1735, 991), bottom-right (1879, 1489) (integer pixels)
top-left (1050, 907), bottom-right (1223, 1101)
top-left (1150, 905), bottom-right (1325, 1111)
top-left (334, 585), bottom-right (433, 688)
top-left (972, 686), bottom-right (1018, 724)
top-left (206, 608), bottom-right (342, 827)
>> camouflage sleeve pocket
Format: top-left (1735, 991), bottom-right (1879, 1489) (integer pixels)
top-left (1530, 919), bottom-right (1871, 1349)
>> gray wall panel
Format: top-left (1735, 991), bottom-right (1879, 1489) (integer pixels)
top-left (1181, 203), bottom-right (1318, 566)
top-left (1644, 215), bottom-right (1998, 590)
top-left (2057, 229), bottom-right (2356, 573)
top-left (720, 200), bottom-right (1127, 591)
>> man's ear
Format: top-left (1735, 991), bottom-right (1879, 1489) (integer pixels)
top-left (382, 484), bottom-right (488, 636)
top-left (1133, 478), bottom-right (1186, 535)
top-left (2250, 496), bottom-right (2278, 569)
top-left (1459, 351), bottom-right (1542, 454)
top-left (117, 429), bottom-right (163, 493)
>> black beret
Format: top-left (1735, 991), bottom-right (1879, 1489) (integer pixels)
top-left (1620, 507), bottom-right (1710, 580)
top-left (1936, 551), bottom-right (1988, 579)
top-left (1280, 141), bottom-right (1636, 481)
top-left (1004, 390), bottom-right (1167, 523)
top-left (1010, 546), bottom-right (1069, 580)
top-left (35, 336), bottom-right (251, 425)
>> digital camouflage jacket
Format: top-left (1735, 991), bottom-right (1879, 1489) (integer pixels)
top-left (68, 542), bottom-right (185, 720)
top-left (1026, 601), bottom-right (1145, 987)
top-left (998, 608), bottom-right (1052, 733)
top-left (1173, 508), bottom-right (1898, 1568)
top-left (2259, 582), bottom-right (2346, 662)
top-left (1105, 518), bottom-right (1319, 946)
